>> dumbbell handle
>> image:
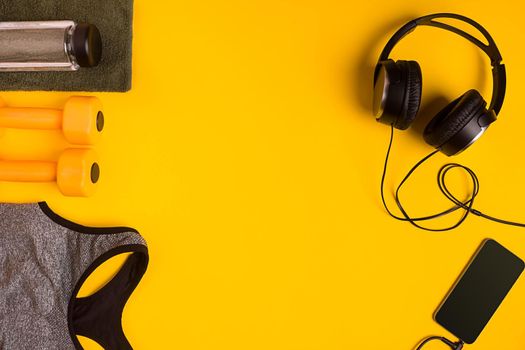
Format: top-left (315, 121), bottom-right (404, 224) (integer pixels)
top-left (0, 160), bottom-right (56, 182)
top-left (0, 107), bottom-right (62, 129)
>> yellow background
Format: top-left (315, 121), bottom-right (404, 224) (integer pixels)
top-left (2, 0), bottom-right (525, 349)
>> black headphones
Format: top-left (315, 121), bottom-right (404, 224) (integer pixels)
top-left (373, 13), bottom-right (506, 156)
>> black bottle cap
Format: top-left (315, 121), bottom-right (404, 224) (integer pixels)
top-left (72, 23), bottom-right (102, 68)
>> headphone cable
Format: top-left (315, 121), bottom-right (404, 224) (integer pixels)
top-left (415, 336), bottom-right (464, 350)
top-left (381, 124), bottom-right (525, 231)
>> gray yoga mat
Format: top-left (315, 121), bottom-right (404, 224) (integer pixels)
top-left (0, 0), bottom-right (133, 91)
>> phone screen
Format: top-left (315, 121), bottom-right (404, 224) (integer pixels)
top-left (434, 239), bottom-right (524, 344)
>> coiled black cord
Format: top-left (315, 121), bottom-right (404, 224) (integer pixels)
top-left (415, 336), bottom-right (464, 350)
top-left (381, 124), bottom-right (525, 231)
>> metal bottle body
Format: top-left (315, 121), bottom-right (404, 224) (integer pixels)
top-left (0, 21), bottom-right (99, 71)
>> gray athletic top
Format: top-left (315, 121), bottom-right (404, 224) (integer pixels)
top-left (0, 202), bottom-right (149, 350)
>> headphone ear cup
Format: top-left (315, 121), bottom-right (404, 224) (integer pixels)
top-left (394, 60), bottom-right (422, 130)
top-left (373, 59), bottom-right (422, 130)
top-left (423, 89), bottom-right (487, 154)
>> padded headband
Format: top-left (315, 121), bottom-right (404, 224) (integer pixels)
top-left (374, 13), bottom-right (506, 115)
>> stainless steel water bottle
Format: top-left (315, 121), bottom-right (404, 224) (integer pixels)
top-left (0, 21), bottom-right (102, 71)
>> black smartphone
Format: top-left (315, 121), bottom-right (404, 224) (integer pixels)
top-left (434, 239), bottom-right (524, 344)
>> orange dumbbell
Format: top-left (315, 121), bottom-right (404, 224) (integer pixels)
top-left (0, 96), bottom-right (103, 144)
top-left (0, 149), bottom-right (100, 197)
